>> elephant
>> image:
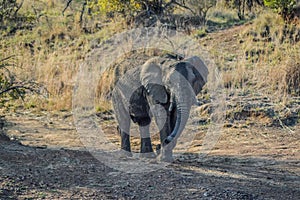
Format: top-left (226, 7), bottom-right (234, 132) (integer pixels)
top-left (112, 54), bottom-right (208, 162)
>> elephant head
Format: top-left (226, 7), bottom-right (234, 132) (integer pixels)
top-left (140, 56), bottom-right (209, 146)
top-left (164, 56), bottom-right (208, 145)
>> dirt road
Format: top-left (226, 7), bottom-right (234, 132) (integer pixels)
top-left (0, 109), bottom-right (299, 199)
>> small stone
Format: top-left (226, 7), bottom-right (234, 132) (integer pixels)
top-left (203, 192), bottom-right (210, 197)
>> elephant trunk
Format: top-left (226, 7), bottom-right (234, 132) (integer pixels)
top-left (163, 89), bottom-right (191, 145)
top-left (163, 66), bottom-right (196, 145)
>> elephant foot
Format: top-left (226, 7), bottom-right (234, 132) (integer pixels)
top-left (117, 149), bottom-right (133, 158)
top-left (158, 154), bottom-right (174, 163)
top-left (158, 149), bottom-right (174, 163)
top-left (139, 152), bottom-right (156, 159)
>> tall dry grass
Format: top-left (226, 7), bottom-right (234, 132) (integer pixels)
top-left (220, 10), bottom-right (300, 103)
top-left (1, 2), bottom-right (299, 112)
top-left (1, 0), bottom-right (127, 111)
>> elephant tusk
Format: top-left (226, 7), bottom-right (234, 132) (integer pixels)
top-left (168, 105), bottom-right (172, 112)
top-left (168, 94), bottom-right (176, 112)
top-left (168, 102), bottom-right (174, 112)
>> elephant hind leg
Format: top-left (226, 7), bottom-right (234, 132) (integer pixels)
top-left (156, 108), bottom-right (176, 163)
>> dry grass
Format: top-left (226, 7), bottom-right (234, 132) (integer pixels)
top-left (250, 12), bottom-right (300, 99)
top-left (1, 2), bottom-right (299, 112)
top-left (1, 0), bottom-right (128, 111)
top-left (217, 10), bottom-right (300, 102)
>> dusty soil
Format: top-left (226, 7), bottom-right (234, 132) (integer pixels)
top-left (0, 104), bottom-right (299, 200)
top-left (1, 23), bottom-right (299, 199)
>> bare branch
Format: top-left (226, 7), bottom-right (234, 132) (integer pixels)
top-left (0, 55), bottom-right (15, 63)
top-left (164, 0), bottom-right (196, 15)
top-left (80, 0), bottom-right (87, 25)
top-left (14, 0), bottom-right (24, 17)
top-left (62, 0), bottom-right (73, 16)
top-left (0, 85), bottom-right (28, 96)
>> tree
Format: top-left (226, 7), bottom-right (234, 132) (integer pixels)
top-left (63, 0), bottom-right (165, 25)
top-left (224, 0), bottom-right (264, 20)
top-left (185, 0), bottom-right (217, 24)
top-left (264, 0), bottom-right (297, 20)
top-left (62, 0), bottom-right (197, 22)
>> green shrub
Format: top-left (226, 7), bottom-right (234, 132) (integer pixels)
top-left (0, 0), bottom-right (18, 22)
top-left (264, 0), bottom-right (296, 20)
top-left (194, 28), bottom-right (208, 38)
top-left (87, 0), bottom-right (141, 18)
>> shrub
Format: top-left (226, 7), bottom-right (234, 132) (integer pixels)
top-left (185, 0), bottom-right (217, 24)
top-left (264, 0), bottom-right (297, 20)
top-left (0, 55), bottom-right (40, 105)
top-left (224, 0), bottom-right (264, 20)
top-left (0, 0), bottom-right (18, 22)
top-left (87, 0), bottom-right (141, 18)
top-left (285, 56), bottom-right (300, 95)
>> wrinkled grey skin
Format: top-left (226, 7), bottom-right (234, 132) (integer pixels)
top-left (112, 55), bottom-right (208, 162)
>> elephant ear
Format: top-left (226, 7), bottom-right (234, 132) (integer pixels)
top-left (184, 56), bottom-right (209, 95)
top-left (141, 58), bottom-right (168, 104)
top-left (185, 56), bottom-right (208, 82)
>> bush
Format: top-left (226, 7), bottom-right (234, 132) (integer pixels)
top-left (185, 0), bottom-right (217, 24)
top-left (0, 0), bottom-right (20, 23)
top-left (285, 57), bottom-right (300, 95)
top-left (0, 55), bottom-right (40, 105)
top-left (224, 0), bottom-right (264, 20)
top-left (87, 0), bottom-right (141, 18)
top-left (264, 0), bottom-right (297, 20)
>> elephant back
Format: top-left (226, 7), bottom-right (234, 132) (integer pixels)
top-left (96, 49), bottom-right (183, 103)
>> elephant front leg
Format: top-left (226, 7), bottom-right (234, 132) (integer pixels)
top-left (139, 125), bottom-right (156, 158)
top-left (159, 108), bottom-right (179, 162)
top-left (160, 139), bottom-right (177, 162)
top-left (159, 136), bottom-right (176, 163)
top-left (154, 108), bottom-right (175, 162)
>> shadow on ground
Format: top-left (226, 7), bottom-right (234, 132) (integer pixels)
top-left (0, 139), bottom-right (299, 199)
